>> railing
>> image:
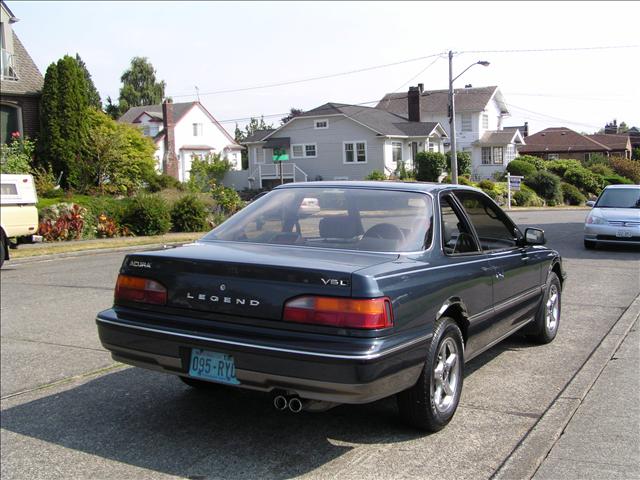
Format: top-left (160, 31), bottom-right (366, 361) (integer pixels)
top-left (249, 163), bottom-right (308, 188)
top-left (1, 49), bottom-right (18, 80)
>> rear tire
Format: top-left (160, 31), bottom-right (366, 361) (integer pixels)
top-left (179, 376), bottom-right (220, 390)
top-left (528, 272), bottom-right (561, 344)
top-left (397, 317), bottom-right (464, 432)
top-left (584, 240), bottom-right (597, 249)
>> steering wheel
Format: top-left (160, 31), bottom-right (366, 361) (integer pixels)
top-left (363, 223), bottom-right (406, 241)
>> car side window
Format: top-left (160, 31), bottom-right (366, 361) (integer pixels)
top-left (454, 191), bottom-right (518, 252)
top-left (440, 196), bottom-right (480, 255)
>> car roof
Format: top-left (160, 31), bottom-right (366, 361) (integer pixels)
top-left (273, 180), bottom-right (481, 194)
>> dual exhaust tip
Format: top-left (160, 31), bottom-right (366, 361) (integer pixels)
top-left (273, 394), bottom-right (304, 413)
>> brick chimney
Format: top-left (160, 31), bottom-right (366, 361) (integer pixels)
top-left (408, 86), bottom-right (421, 122)
top-left (162, 99), bottom-right (179, 179)
top-left (523, 121), bottom-right (529, 138)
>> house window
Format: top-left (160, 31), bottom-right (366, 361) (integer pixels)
top-left (584, 153), bottom-right (591, 161)
top-left (461, 114), bottom-right (472, 132)
top-left (492, 147), bottom-right (504, 165)
top-left (392, 142), bottom-right (402, 163)
top-left (314, 119), bottom-right (328, 129)
top-left (292, 143), bottom-right (317, 158)
top-left (193, 123), bottom-right (203, 136)
top-left (344, 141), bottom-right (367, 163)
top-left (547, 153), bottom-right (559, 160)
top-left (481, 147), bottom-right (492, 165)
top-left (428, 141), bottom-right (435, 152)
top-left (482, 114), bottom-right (489, 129)
top-left (506, 145), bottom-right (516, 163)
top-left (0, 103), bottom-right (22, 144)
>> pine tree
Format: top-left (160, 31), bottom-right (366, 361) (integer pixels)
top-left (75, 54), bottom-right (102, 109)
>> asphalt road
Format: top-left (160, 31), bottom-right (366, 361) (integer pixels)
top-left (1, 209), bottom-right (638, 479)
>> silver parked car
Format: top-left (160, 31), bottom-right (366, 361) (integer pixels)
top-left (584, 184), bottom-right (640, 249)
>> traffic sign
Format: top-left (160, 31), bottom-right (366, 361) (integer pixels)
top-left (272, 147), bottom-right (288, 162)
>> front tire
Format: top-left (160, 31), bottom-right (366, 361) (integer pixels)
top-left (528, 272), bottom-right (561, 344)
top-left (397, 317), bottom-right (464, 432)
top-left (0, 233), bottom-right (6, 268)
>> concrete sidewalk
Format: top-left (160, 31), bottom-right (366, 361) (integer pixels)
top-left (534, 320), bottom-right (639, 479)
top-left (496, 295), bottom-right (640, 480)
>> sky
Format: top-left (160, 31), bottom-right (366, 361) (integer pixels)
top-left (8, 1), bottom-right (640, 136)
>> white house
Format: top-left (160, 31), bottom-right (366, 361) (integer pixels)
top-left (377, 85), bottom-right (525, 180)
top-left (119, 101), bottom-right (243, 182)
top-left (240, 100), bottom-right (447, 190)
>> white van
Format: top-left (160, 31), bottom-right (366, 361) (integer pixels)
top-left (0, 174), bottom-right (40, 267)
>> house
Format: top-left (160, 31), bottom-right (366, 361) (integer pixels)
top-left (241, 97), bottom-right (447, 189)
top-left (519, 127), bottom-right (632, 161)
top-left (118, 100), bottom-right (243, 182)
top-left (0, 1), bottom-right (43, 144)
top-left (376, 85), bottom-right (525, 180)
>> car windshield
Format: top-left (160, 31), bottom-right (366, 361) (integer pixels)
top-left (595, 188), bottom-right (640, 208)
top-left (203, 187), bottom-right (433, 252)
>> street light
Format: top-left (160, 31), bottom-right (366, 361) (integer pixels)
top-left (448, 51), bottom-right (490, 184)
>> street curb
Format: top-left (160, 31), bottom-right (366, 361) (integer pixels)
top-left (493, 294), bottom-right (640, 480)
top-left (7, 241), bottom-right (191, 265)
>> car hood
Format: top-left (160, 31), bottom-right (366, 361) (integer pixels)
top-left (592, 207), bottom-right (640, 222)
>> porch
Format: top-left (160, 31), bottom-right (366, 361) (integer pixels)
top-left (248, 163), bottom-right (308, 189)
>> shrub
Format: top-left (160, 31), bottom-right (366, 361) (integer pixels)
top-left (171, 194), bottom-right (209, 232)
top-left (445, 151), bottom-right (471, 176)
top-left (38, 203), bottom-right (86, 241)
top-left (514, 155), bottom-right (546, 171)
top-left (211, 185), bottom-right (243, 215)
top-left (610, 157), bottom-right (640, 183)
top-left (415, 152), bottom-right (446, 182)
top-left (146, 173), bottom-right (183, 192)
top-left (188, 153), bottom-right (233, 192)
top-left (587, 163), bottom-right (614, 176)
top-left (121, 194), bottom-right (171, 236)
top-left (477, 179), bottom-right (495, 191)
top-left (513, 185), bottom-right (544, 207)
top-left (365, 170), bottom-right (387, 181)
top-left (563, 166), bottom-right (604, 195)
top-left (506, 160), bottom-right (537, 178)
top-left (545, 159), bottom-right (582, 177)
top-left (524, 170), bottom-right (563, 204)
top-left (0, 134), bottom-right (35, 174)
top-left (96, 214), bottom-right (131, 238)
top-left (603, 174), bottom-right (634, 185)
top-left (560, 183), bottom-right (586, 205)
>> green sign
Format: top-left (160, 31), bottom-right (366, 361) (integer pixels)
top-left (272, 147), bottom-right (289, 162)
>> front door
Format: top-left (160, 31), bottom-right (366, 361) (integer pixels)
top-left (454, 190), bottom-right (544, 340)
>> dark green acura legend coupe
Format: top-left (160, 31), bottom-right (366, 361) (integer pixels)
top-left (97, 182), bottom-right (565, 432)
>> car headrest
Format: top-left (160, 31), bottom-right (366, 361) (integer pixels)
top-left (319, 216), bottom-right (361, 239)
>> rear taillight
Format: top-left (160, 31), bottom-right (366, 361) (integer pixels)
top-left (115, 274), bottom-right (167, 305)
top-left (283, 296), bottom-right (393, 329)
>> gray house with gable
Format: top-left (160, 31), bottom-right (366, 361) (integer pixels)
top-left (240, 98), bottom-right (447, 189)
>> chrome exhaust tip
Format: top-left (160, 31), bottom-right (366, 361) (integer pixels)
top-left (288, 397), bottom-right (303, 413)
top-left (273, 395), bottom-right (288, 411)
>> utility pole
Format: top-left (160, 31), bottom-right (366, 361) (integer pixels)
top-left (447, 52), bottom-right (490, 184)
top-left (448, 51), bottom-right (458, 185)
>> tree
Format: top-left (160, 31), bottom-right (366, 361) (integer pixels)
top-left (235, 116), bottom-right (274, 170)
top-left (39, 55), bottom-right (89, 188)
top-left (75, 54), bottom-right (102, 109)
top-left (280, 107), bottom-right (304, 125)
top-left (187, 153), bottom-right (232, 192)
top-left (117, 57), bottom-right (166, 114)
top-left (415, 152), bottom-right (446, 182)
top-left (445, 150), bottom-right (471, 176)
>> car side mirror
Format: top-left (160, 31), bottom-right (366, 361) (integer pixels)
top-left (524, 228), bottom-right (545, 245)
top-left (585, 200), bottom-right (595, 208)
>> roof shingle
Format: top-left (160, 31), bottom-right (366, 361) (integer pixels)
top-left (0, 32), bottom-right (44, 96)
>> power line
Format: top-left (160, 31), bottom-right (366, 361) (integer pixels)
top-left (170, 52), bottom-right (444, 99)
top-left (504, 102), bottom-right (601, 130)
top-left (459, 45), bottom-right (639, 54)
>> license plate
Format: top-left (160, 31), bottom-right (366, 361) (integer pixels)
top-left (616, 229), bottom-right (632, 238)
top-left (188, 349), bottom-right (240, 385)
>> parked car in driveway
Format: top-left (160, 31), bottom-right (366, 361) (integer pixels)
top-left (584, 184), bottom-right (640, 249)
top-left (97, 181), bottom-right (565, 431)
top-left (0, 174), bottom-right (40, 268)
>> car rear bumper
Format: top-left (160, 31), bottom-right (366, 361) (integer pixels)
top-left (96, 308), bottom-right (429, 404)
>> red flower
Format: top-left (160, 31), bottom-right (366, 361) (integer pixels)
top-left (11, 131), bottom-right (21, 138)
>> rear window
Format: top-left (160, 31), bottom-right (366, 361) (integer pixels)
top-left (595, 188), bottom-right (640, 208)
top-left (203, 187), bottom-right (433, 252)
